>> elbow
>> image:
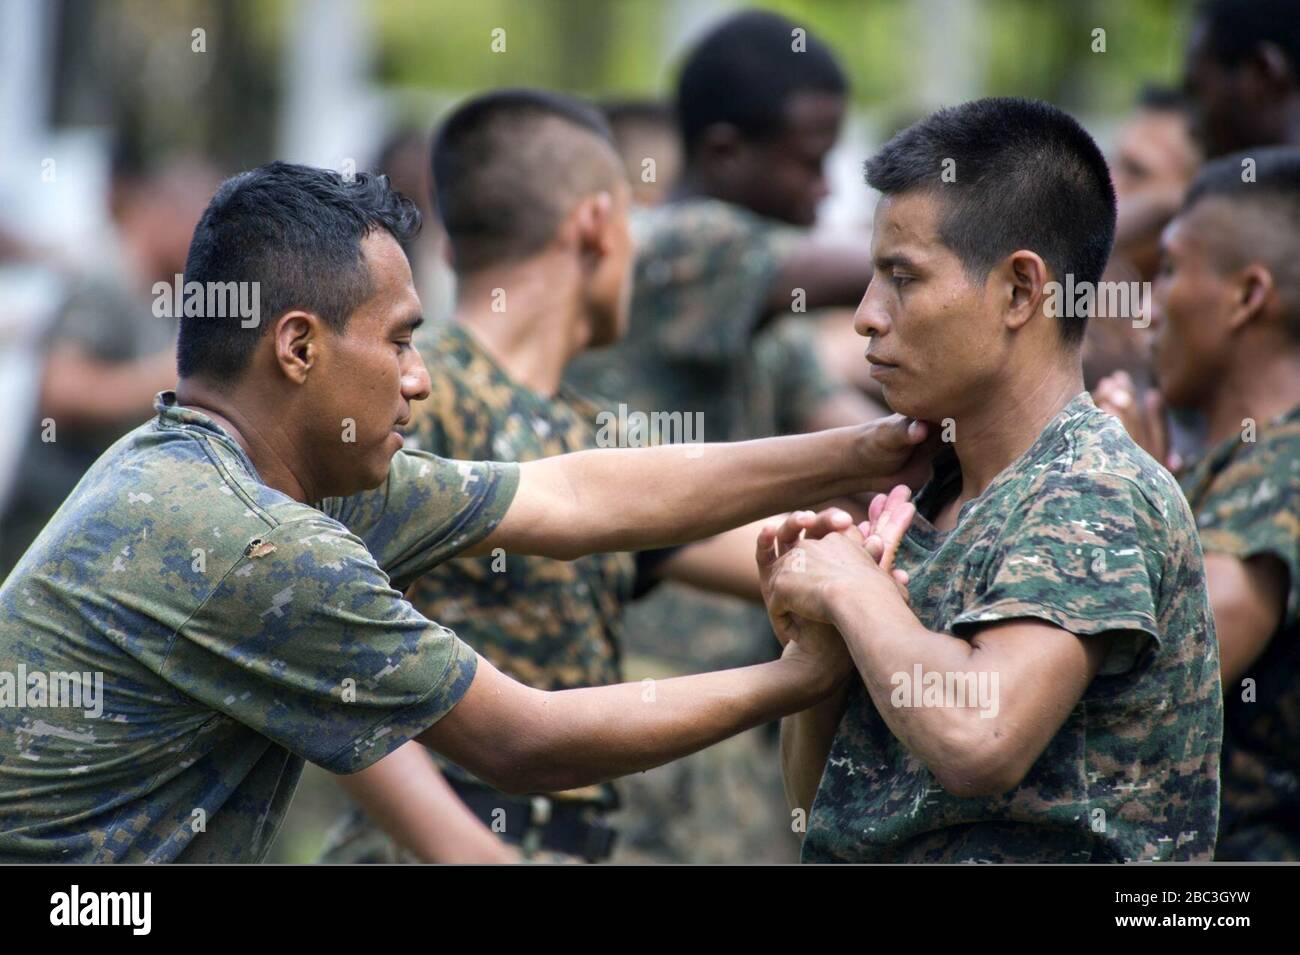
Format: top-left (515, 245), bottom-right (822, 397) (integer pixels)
top-left (927, 728), bottom-right (1029, 799)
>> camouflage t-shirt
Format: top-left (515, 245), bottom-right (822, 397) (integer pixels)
top-left (402, 321), bottom-right (636, 799)
top-left (804, 393), bottom-right (1222, 863)
top-left (1180, 403), bottom-right (1300, 861)
top-left (0, 391), bottom-right (518, 862)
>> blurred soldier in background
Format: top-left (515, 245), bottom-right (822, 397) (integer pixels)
top-left (564, 8), bottom-right (885, 864)
top-left (319, 89), bottom-right (837, 863)
top-left (0, 146), bottom-right (218, 579)
top-left (1095, 149), bottom-right (1300, 860)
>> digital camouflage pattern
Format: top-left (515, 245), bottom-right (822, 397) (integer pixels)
top-left (805, 393), bottom-right (1222, 863)
top-left (1180, 403), bottom-right (1300, 861)
top-left (318, 319), bottom-right (635, 863)
top-left (0, 391), bottom-right (517, 862)
top-left (566, 198), bottom-right (841, 863)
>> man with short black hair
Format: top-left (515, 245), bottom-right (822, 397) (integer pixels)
top-left (1096, 147), bottom-right (1300, 860)
top-left (768, 98), bottom-right (1221, 863)
top-left (0, 161), bottom-right (933, 863)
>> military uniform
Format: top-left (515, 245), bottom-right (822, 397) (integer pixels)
top-left (319, 320), bottom-right (636, 863)
top-left (0, 392), bottom-right (517, 862)
top-left (804, 394), bottom-right (1222, 863)
top-left (566, 198), bottom-right (848, 863)
top-left (1180, 403), bottom-right (1300, 861)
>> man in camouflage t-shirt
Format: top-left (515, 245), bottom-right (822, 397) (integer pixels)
top-left (1096, 149), bottom-right (1300, 859)
top-left (769, 99), bottom-right (1221, 863)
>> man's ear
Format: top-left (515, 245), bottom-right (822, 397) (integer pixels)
top-left (574, 190), bottom-right (615, 260)
top-left (1001, 249), bottom-right (1050, 332)
top-left (1227, 263), bottom-right (1275, 332)
top-left (273, 310), bottom-right (323, 384)
top-left (694, 123), bottom-right (746, 170)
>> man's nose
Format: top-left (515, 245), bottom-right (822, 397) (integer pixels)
top-left (401, 353), bottom-right (431, 403)
top-left (853, 285), bottom-right (889, 338)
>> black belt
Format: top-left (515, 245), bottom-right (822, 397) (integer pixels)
top-left (447, 778), bottom-right (617, 863)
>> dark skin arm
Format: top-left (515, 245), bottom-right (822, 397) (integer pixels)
top-left (764, 240), bottom-right (874, 317)
top-left (1206, 551), bottom-right (1287, 687)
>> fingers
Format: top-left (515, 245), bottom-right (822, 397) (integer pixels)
top-left (865, 485), bottom-right (914, 572)
top-left (757, 508), bottom-right (854, 567)
top-left (875, 414), bottom-right (929, 452)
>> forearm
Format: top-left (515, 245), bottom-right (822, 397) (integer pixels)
top-left (334, 741), bottom-right (515, 864)
top-left (828, 588), bottom-right (989, 776)
top-left (658, 520), bottom-right (769, 602)
top-left (41, 346), bottom-right (175, 426)
top-left (780, 682), bottom-right (850, 816)
top-left (421, 655), bottom-right (831, 796)
top-left (505, 427), bottom-right (877, 559)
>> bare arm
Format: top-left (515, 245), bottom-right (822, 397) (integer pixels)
top-left (41, 343), bottom-right (176, 427)
top-left (764, 239), bottom-right (873, 316)
top-left (764, 502), bottom-right (1109, 798)
top-left (656, 519), bottom-right (770, 602)
top-left (417, 639), bottom-right (848, 797)
top-left (1205, 551), bottom-right (1287, 687)
top-left (467, 415), bottom-right (934, 560)
top-left (333, 741), bottom-right (518, 863)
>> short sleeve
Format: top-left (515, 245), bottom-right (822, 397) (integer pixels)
top-left (950, 471), bottom-right (1163, 673)
top-left (320, 450), bottom-right (519, 591)
top-left (160, 516), bottom-right (478, 773)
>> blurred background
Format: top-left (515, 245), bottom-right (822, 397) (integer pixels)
top-left (0, 0), bottom-right (1201, 861)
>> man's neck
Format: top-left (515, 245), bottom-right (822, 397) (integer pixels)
top-left (454, 263), bottom-right (587, 397)
top-left (948, 368), bottom-right (1084, 507)
top-left (1200, 346), bottom-right (1300, 446)
top-left (173, 378), bottom-right (316, 503)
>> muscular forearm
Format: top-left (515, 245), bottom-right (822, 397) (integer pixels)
top-left (421, 655), bottom-right (832, 796)
top-left (827, 586), bottom-right (995, 786)
top-left (500, 426), bottom-right (885, 559)
top-left (334, 741), bottom-right (516, 864)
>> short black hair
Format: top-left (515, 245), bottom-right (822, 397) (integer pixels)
top-left (432, 88), bottom-right (619, 273)
top-left (676, 10), bottom-right (847, 156)
top-left (1182, 146), bottom-right (1300, 336)
top-left (178, 161), bottom-right (421, 383)
top-left (1196, 0), bottom-right (1300, 75)
top-left (866, 97), bottom-right (1117, 345)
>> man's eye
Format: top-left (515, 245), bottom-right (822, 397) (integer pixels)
top-left (395, 340), bottom-right (412, 352)
top-left (891, 272), bottom-right (913, 288)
